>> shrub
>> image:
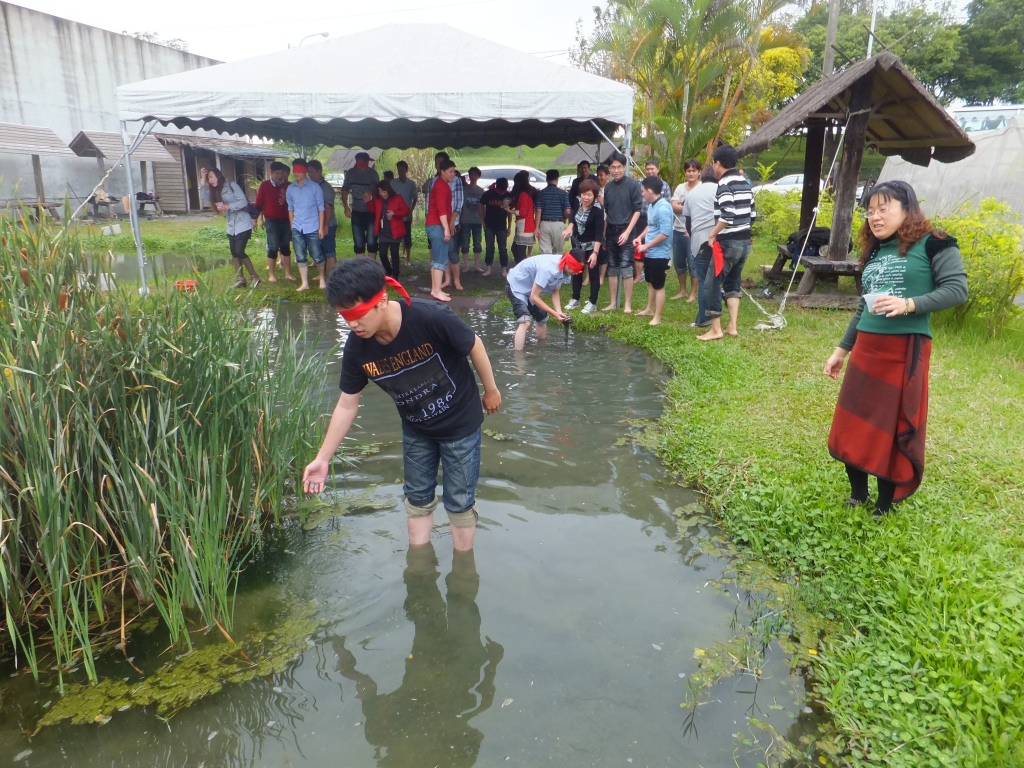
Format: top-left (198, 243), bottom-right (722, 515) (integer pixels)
top-left (933, 198), bottom-right (1024, 337)
top-left (0, 214), bottom-right (326, 686)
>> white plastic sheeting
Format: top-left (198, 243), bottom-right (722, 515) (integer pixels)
top-left (879, 117), bottom-right (1024, 217)
top-left (116, 23), bottom-right (634, 149)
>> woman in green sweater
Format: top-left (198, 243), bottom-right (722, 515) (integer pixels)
top-left (824, 181), bottom-right (968, 517)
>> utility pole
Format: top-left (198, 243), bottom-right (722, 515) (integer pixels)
top-left (822, 0), bottom-right (842, 75)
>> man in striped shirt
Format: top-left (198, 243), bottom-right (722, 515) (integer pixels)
top-left (698, 145), bottom-right (756, 341)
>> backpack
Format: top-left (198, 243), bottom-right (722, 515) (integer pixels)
top-left (785, 226), bottom-right (852, 266)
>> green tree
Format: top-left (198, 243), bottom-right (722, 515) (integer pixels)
top-left (948, 0), bottom-right (1024, 103)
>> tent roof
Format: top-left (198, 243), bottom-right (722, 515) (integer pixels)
top-left (737, 52), bottom-right (974, 167)
top-left (153, 132), bottom-right (282, 159)
top-left (0, 122), bottom-right (77, 157)
top-left (116, 23), bottom-right (634, 149)
top-left (327, 148), bottom-right (382, 171)
top-left (554, 142), bottom-right (620, 165)
top-left (879, 116), bottom-right (1024, 216)
top-left (69, 130), bottom-right (176, 163)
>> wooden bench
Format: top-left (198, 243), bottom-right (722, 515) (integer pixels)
top-left (0, 200), bottom-right (62, 220)
top-left (761, 244), bottom-right (862, 294)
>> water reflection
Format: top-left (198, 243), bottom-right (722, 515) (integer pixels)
top-left (332, 545), bottom-right (502, 766)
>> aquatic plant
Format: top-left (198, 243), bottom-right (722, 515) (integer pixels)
top-left (0, 213), bottom-right (327, 687)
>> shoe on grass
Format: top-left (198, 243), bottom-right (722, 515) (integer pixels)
top-left (565, 299), bottom-right (580, 310)
top-left (582, 302), bottom-right (597, 314)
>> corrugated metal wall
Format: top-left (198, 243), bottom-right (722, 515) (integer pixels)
top-left (153, 144), bottom-right (187, 212)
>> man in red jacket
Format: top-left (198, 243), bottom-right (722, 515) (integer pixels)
top-left (255, 162), bottom-right (295, 282)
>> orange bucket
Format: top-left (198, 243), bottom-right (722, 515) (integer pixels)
top-left (175, 280), bottom-right (197, 292)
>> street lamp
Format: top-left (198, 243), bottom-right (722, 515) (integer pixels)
top-left (289, 32), bottom-right (329, 48)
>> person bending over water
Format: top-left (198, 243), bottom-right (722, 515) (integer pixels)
top-left (303, 259), bottom-right (501, 551)
top-left (505, 250), bottom-right (584, 350)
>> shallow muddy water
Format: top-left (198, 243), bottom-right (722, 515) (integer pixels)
top-left (0, 301), bottom-right (814, 767)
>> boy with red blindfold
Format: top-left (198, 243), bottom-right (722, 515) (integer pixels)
top-left (302, 259), bottom-right (501, 551)
top-left (505, 250), bottom-right (584, 350)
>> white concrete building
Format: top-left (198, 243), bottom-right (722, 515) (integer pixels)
top-left (0, 2), bottom-right (224, 208)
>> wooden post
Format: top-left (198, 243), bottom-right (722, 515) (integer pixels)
top-left (828, 72), bottom-right (874, 262)
top-left (31, 153), bottom-right (45, 216)
top-left (800, 119), bottom-right (826, 230)
top-left (140, 161), bottom-right (148, 196)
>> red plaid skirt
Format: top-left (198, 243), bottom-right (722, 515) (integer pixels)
top-left (828, 332), bottom-right (931, 502)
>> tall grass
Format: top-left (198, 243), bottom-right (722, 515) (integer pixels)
top-left (1, 213), bottom-right (326, 687)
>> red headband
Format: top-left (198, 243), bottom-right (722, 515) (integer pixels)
top-left (559, 253), bottom-right (585, 275)
top-left (292, 163), bottom-right (307, 173)
top-left (337, 277), bottom-right (411, 323)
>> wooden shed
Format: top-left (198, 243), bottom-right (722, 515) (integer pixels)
top-left (736, 52), bottom-right (974, 296)
top-left (152, 134), bottom-right (281, 213)
top-left (0, 121), bottom-right (79, 215)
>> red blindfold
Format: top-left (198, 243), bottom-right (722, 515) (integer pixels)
top-left (337, 277), bottom-right (411, 323)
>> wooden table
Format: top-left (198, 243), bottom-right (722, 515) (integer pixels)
top-left (762, 244), bottom-right (862, 294)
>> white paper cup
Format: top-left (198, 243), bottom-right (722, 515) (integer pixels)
top-left (863, 292), bottom-right (885, 313)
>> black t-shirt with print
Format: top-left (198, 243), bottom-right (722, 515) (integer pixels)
top-left (479, 189), bottom-right (513, 231)
top-left (339, 299), bottom-right (483, 440)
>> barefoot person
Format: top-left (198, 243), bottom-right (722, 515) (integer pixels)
top-left (426, 160), bottom-right (458, 302)
top-left (633, 176), bottom-right (674, 325)
top-left (601, 152), bottom-right (642, 313)
top-left (302, 259), bottom-right (502, 551)
top-left (506, 250), bottom-right (584, 350)
top-left (670, 159), bottom-right (702, 301)
top-left (285, 158), bottom-right (326, 292)
top-left (824, 180), bottom-right (967, 517)
top-left (255, 161), bottom-right (296, 282)
top-left (698, 145), bottom-right (755, 341)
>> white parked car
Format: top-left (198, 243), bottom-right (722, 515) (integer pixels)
top-left (751, 173), bottom-right (865, 200)
top-left (464, 166), bottom-right (547, 190)
top-left (750, 173), bottom-right (821, 194)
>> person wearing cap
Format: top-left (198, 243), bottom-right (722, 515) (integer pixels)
top-left (307, 159), bottom-right (338, 283)
top-left (255, 161), bottom-right (295, 282)
top-left (505, 250), bottom-right (583, 350)
top-left (286, 158), bottom-right (326, 292)
top-left (341, 151), bottom-right (380, 259)
top-left (302, 258), bottom-right (502, 552)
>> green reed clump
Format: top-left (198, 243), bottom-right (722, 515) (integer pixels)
top-left (0, 214), bottom-right (326, 687)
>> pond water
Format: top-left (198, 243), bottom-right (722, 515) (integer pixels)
top-left (0, 302), bottom-right (815, 767)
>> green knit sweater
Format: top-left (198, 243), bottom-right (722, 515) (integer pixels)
top-left (838, 233), bottom-right (968, 351)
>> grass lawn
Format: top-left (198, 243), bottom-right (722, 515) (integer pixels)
top-left (82, 217), bottom-right (1024, 765)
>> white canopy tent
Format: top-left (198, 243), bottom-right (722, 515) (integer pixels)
top-left (115, 23), bottom-right (634, 290)
top-left (879, 116), bottom-right (1024, 218)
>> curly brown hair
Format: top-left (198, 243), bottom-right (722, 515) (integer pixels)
top-left (857, 180), bottom-right (945, 267)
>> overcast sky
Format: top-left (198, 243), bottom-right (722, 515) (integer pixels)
top-left (13, 0), bottom-right (601, 64)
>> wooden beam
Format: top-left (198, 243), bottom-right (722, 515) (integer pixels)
top-left (31, 153), bottom-right (45, 214)
top-left (829, 73), bottom-right (874, 262)
top-left (800, 118), bottom-right (826, 230)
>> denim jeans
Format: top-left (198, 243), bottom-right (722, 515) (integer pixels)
top-left (701, 239), bottom-right (751, 319)
top-left (291, 229), bottom-right (323, 266)
top-left (426, 224), bottom-right (448, 270)
top-left (447, 225), bottom-right (461, 264)
top-left (692, 243), bottom-right (712, 326)
top-left (350, 210), bottom-right (377, 254)
top-left (459, 223), bottom-right (482, 255)
top-left (672, 230), bottom-right (693, 275)
top-left (484, 227), bottom-right (509, 267)
top-left (402, 426), bottom-right (482, 514)
top-left (319, 224), bottom-right (337, 259)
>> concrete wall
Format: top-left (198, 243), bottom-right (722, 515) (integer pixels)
top-left (0, 2), bottom-right (219, 204)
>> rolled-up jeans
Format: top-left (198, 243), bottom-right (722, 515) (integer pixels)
top-left (426, 224), bottom-right (448, 270)
top-left (701, 238), bottom-right (750, 319)
top-left (402, 426), bottom-right (482, 516)
top-left (692, 243), bottom-right (712, 326)
top-left (672, 230), bottom-right (693, 275)
top-left (350, 210), bottom-right (377, 255)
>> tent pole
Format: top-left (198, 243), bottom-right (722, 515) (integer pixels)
top-left (623, 123), bottom-right (633, 171)
top-left (121, 120), bottom-right (148, 295)
top-left (589, 120), bottom-right (625, 160)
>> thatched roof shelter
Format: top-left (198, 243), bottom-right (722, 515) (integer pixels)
top-left (736, 52), bottom-right (975, 283)
top-left (737, 52), bottom-right (973, 168)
